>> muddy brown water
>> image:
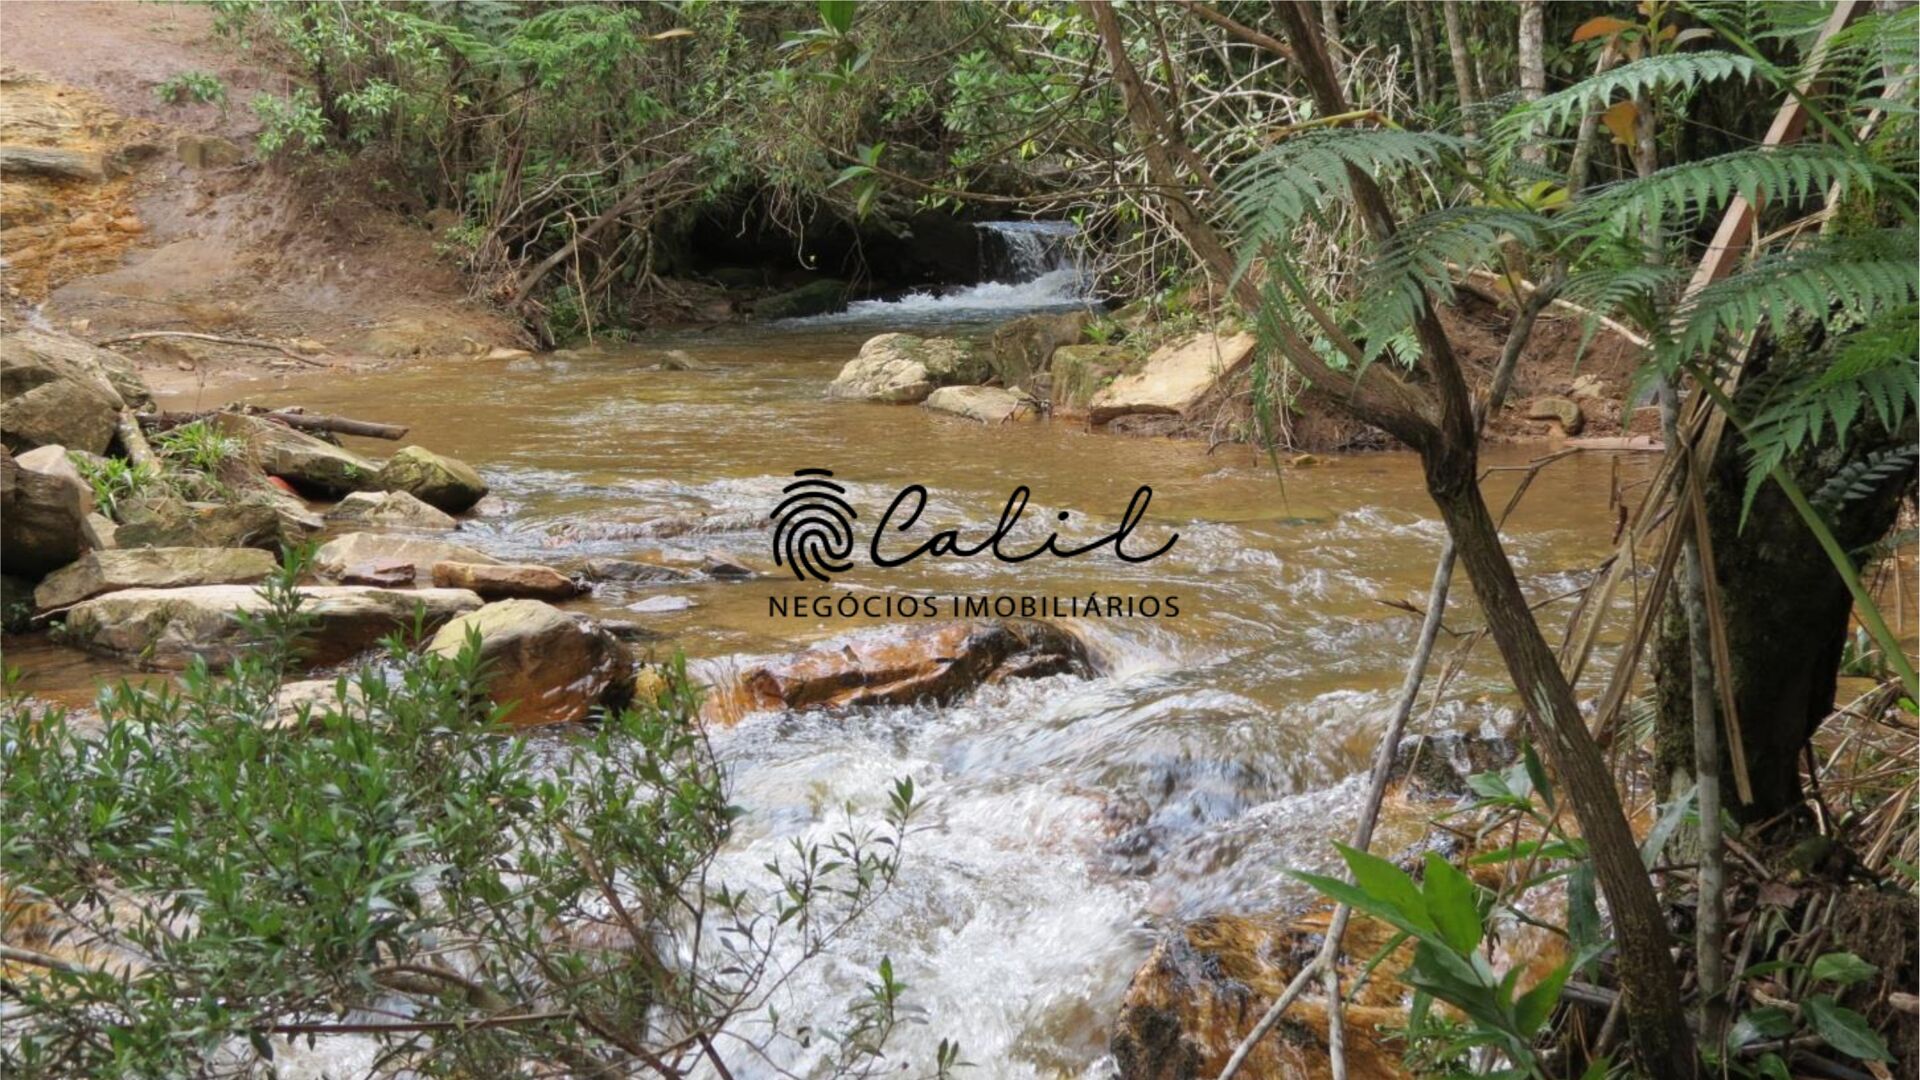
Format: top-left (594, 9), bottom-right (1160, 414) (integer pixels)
top-left (10, 322), bottom-right (1651, 1076)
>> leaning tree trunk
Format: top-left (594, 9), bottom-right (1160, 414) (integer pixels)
top-left (1655, 396), bottom-right (1916, 827)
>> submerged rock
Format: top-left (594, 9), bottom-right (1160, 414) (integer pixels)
top-left (709, 620), bottom-right (1092, 720)
top-left (427, 599), bottom-right (634, 725)
top-left (61, 584), bottom-right (483, 669)
top-left (827, 333), bottom-right (987, 404)
top-left (315, 531), bottom-right (499, 584)
top-left (375, 445), bottom-right (489, 514)
top-left (324, 489), bottom-right (458, 532)
top-left (924, 385), bottom-right (1035, 424)
top-left (1, 445), bottom-right (91, 577)
top-left (431, 560), bottom-right (583, 601)
top-left (1090, 332), bottom-right (1256, 425)
top-left (208, 413), bottom-right (379, 497)
top-left (579, 557), bottom-right (702, 584)
top-left (34, 547), bottom-right (279, 610)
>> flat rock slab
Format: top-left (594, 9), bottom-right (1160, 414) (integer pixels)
top-left (325, 490), bottom-right (458, 533)
top-left (1090, 331), bottom-right (1256, 424)
top-left (708, 619), bottom-right (1092, 721)
top-left (316, 531), bottom-right (498, 584)
top-left (925, 385), bottom-right (1035, 424)
top-left (62, 585), bottom-right (483, 670)
top-left (35, 547), bottom-right (279, 611)
top-left (431, 560), bottom-right (582, 600)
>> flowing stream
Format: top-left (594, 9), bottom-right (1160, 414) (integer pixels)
top-left (13, 306), bottom-right (1647, 1076)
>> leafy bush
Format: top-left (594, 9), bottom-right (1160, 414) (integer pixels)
top-left (1, 551), bottom-right (931, 1076)
top-left (155, 70), bottom-right (227, 107)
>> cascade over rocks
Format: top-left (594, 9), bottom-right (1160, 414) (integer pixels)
top-left (827, 333), bottom-right (988, 403)
top-left (34, 547), bottom-right (279, 611)
top-left (705, 619), bottom-right (1093, 720)
top-left (61, 585), bottom-right (483, 669)
top-left (427, 599), bottom-right (634, 725)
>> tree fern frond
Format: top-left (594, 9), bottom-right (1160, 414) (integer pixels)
top-left (1352, 206), bottom-right (1555, 361)
top-left (1569, 146), bottom-right (1880, 235)
top-left (1811, 445), bottom-right (1916, 514)
top-left (1659, 229), bottom-right (1918, 372)
top-left (1493, 52), bottom-right (1755, 150)
top-left (1224, 129), bottom-right (1467, 248)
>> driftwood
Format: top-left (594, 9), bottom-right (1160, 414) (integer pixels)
top-left (96, 331), bottom-right (331, 368)
top-left (138, 407), bottom-right (408, 441)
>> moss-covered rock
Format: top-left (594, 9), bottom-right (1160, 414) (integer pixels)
top-left (375, 445), bottom-right (488, 513)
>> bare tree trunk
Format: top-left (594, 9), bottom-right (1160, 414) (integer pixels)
top-left (1114, 2), bottom-right (1695, 1073)
top-left (1441, 0), bottom-right (1479, 133)
top-left (1410, 1), bottom-right (1437, 109)
top-left (1518, 0), bottom-right (1546, 162)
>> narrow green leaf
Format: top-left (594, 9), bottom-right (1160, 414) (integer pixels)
top-left (1421, 852), bottom-right (1483, 954)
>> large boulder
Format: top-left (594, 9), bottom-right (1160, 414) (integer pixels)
top-left (375, 446), bottom-right (488, 514)
top-left (754, 278), bottom-right (847, 320)
top-left (61, 585), bottom-right (483, 669)
top-left (1, 445), bottom-right (91, 577)
top-left (1050, 344), bottom-right (1131, 417)
top-left (709, 620), bottom-right (1091, 720)
top-left (0, 328), bottom-right (129, 455)
top-left (34, 547), bottom-right (280, 611)
top-left (924, 385), bottom-right (1035, 425)
top-left (430, 561), bottom-right (583, 601)
top-left (115, 498), bottom-right (296, 553)
top-left (315, 532), bottom-right (499, 584)
top-left (324, 489), bottom-right (458, 532)
top-left (826, 334), bottom-right (987, 404)
top-left (1089, 332), bottom-right (1256, 425)
top-left (427, 599), bottom-right (634, 725)
top-left (207, 413), bottom-right (379, 497)
top-left (988, 310), bottom-right (1090, 390)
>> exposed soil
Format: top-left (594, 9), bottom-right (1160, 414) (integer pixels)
top-left (0, 1), bottom-right (523, 399)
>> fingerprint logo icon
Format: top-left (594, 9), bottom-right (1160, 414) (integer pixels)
top-left (770, 469), bottom-right (859, 582)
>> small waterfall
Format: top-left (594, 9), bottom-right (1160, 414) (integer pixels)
top-left (797, 220), bottom-right (1090, 324)
top-left (978, 220), bottom-right (1079, 283)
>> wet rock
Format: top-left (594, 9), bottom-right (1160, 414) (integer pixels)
top-left (0, 145), bottom-right (105, 181)
top-left (1050, 344), bottom-right (1130, 417)
top-left (61, 585), bottom-right (483, 670)
top-left (989, 310), bottom-right (1090, 389)
top-left (427, 599), bottom-right (634, 725)
top-left (33, 547), bottom-right (279, 611)
top-left (754, 278), bottom-right (847, 320)
top-left (324, 490), bottom-right (458, 532)
top-left (1111, 912), bottom-right (1410, 1080)
top-left (1089, 332), bottom-right (1256, 425)
top-left (174, 134), bottom-right (246, 170)
top-left (339, 560), bottom-right (415, 588)
top-left (580, 557), bottom-right (701, 584)
top-left (1526, 395), bottom-right (1586, 435)
top-left (1, 327), bottom-right (128, 455)
top-left (115, 498), bottom-right (291, 553)
top-left (205, 413), bottom-right (379, 497)
top-left (1, 445), bottom-right (90, 577)
top-left (713, 620), bottom-right (1092, 718)
top-left (925, 385), bottom-right (1035, 424)
top-left (630, 594), bottom-right (693, 613)
top-left (827, 333), bottom-right (987, 403)
top-left (315, 531), bottom-right (499, 584)
top-left (375, 445), bottom-right (489, 514)
top-left (431, 561), bottom-right (582, 601)
top-left (698, 551), bottom-right (757, 579)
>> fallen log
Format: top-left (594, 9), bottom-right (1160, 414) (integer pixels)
top-left (95, 331), bottom-right (331, 368)
top-left (138, 408), bottom-right (409, 441)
